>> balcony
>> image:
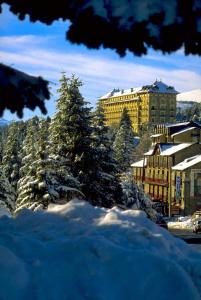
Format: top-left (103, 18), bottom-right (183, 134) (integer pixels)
top-left (143, 177), bottom-right (169, 186)
top-left (148, 193), bottom-right (168, 202)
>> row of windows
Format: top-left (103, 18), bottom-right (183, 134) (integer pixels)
top-left (151, 106), bottom-right (175, 110)
top-left (103, 95), bottom-right (140, 103)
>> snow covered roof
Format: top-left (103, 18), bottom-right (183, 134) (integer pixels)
top-left (144, 144), bottom-right (173, 156)
top-left (171, 127), bottom-right (196, 137)
top-left (159, 144), bottom-right (174, 152)
top-left (172, 155), bottom-right (201, 171)
top-left (100, 87), bottom-right (142, 99)
top-left (100, 80), bottom-right (178, 99)
top-left (166, 121), bottom-right (191, 128)
top-left (144, 149), bottom-right (154, 156)
top-left (177, 89), bottom-right (201, 103)
top-left (150, 134), bottom-right (163, 138)
top-left (131, 158), bottom-right (147, 168)
top-left (144, 142), bottom-right (195, 157)
top-left (160, 143), bottom-right (195, 156)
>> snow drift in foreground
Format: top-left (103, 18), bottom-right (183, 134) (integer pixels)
top-left (0, 200), bottom-right (201, 300)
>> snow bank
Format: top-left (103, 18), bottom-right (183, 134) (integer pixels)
top-left (0, 200), bottom-right (201, 300)
top-left (0, 208), bottom-right (11, 218)
top-left (168, 216), bottom-right (194, 230)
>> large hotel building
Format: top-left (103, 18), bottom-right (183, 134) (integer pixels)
top-left (99, 80), bottom-right (178, 133)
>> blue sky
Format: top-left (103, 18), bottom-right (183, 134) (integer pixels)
top-left (0, 4), bottom-right (201, 120)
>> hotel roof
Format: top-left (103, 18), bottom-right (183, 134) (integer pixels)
top-left (100, 80), bottom-right (178, 100)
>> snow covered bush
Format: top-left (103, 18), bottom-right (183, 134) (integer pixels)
top-left (121, 173), bottom-right (158, 221)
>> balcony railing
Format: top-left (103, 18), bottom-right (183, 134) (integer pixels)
top-left (143, 177), bottom-right (169, 186)
top-left (148, 193), bottom-right (168, 202)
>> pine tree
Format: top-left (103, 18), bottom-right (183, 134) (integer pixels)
top-left (133, 130), bottom-right (152, 161)
top-left (113, 108), bottom-right (135, 173)
top-left (0, 169), bottom-right (15, 215)
top-left (49, 73), bottom-right (99, 204)
top-left (20, 117), bottom-right (39, 177)
top-left (91, 104), bottom-right (122, 207)
top-left (16, 118), bottom-right (81, 213)
top-left (15, 117), bottom-right (40, 212)
top-left (2, 121), bottom-right (26, 188)
top-left (0, 125), bottom-right (9, 163)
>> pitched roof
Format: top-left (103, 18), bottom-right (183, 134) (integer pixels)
top-left (131, 158), bottom-right (147, 168)
top-left (150, 133), bottom-right (163, 138)
top-left (144, 142), bottom-right (195, 156)
top-left (171, 126), bottom-right (197, 137)
top-left (165, 121), bottom-right (201, 135)
top-left (100, 80), bottom-right (178, 100)
top-left (172, 155), bottom-right (201, 171)
top-left (160, 143), bottom-right (195, 156)
top-left (144, 143), bottom-right (173, 156)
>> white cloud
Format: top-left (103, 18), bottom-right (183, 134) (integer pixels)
top-left (1, 34), bottom-right (201, 108)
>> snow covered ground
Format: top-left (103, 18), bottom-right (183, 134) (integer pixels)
top-left (0, 200), bottom-right (201, 299)
top-left (168, 216), bottom-right (193, 230)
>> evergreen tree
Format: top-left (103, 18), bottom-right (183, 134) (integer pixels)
top-left (49, 73), bottom-right (99, 204)
top-left (107, 124), bottom-right (119, 147)
top-left (0, 125), bottom-right (9, 163)
top-left (20, 116), bottom-right (40, 177)
top-left (2, 121), bottom-right (26, 188)
top-left (113, 108), bottom-right (135, 173)
top-left (0, 169), bottom-right (15, 214)
top-left (91, 104), bottom-right (122, 207)
top-left (16, 118), bottom-right (81, 213)
top-left (133, 130), bottom-right (152, 161)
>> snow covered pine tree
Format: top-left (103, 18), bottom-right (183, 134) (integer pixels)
top-left (16, 118), bottom-right (81, 213)
top-left (0, 169), bottom-right (15, 216)
top-left (49, 73), bottom-right (108, 206)
top-left (113, 108), bottom-right (136, 173)
top-left (91, 103), bottom-right (122, 207)
top-left (2, 121), bottom-right (26, 190)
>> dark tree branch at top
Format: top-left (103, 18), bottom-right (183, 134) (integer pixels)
top-left (0, 0), bottom-right (200, 117)
top-left (1, 0), bottom-right (201, 56)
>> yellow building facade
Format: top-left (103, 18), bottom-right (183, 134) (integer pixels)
top-left (132, 121), bottom-right (201, 216)
top-left (99, 80), bottom-right (177, 133)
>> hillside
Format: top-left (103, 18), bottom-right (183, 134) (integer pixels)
top-left (177, 89), bottom-right (201, 103)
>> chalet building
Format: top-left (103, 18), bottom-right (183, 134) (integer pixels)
top-left (99, 80), bottom-right (178, 133)
top-left (132, 121), bottom-right (201, 216)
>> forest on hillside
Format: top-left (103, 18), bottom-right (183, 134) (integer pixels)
top-left (0, 74), bottom-right (156, 219)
